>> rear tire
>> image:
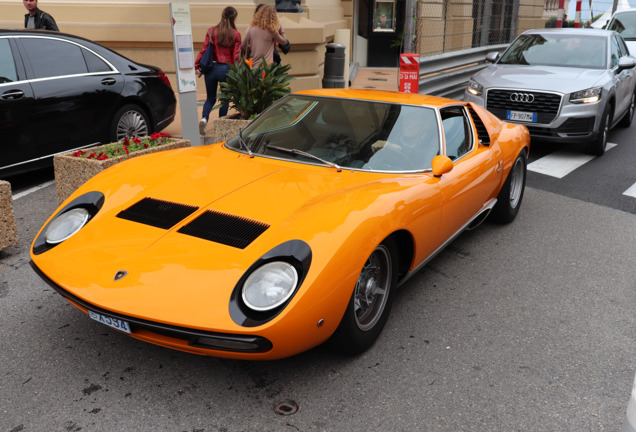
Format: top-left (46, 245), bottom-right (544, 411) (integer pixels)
top-left (328, 238), bottom-right (398, 355)
top-left (491, 151), bottom-right (527, 224)
top-left (110, 104), bottom-right (150, 142)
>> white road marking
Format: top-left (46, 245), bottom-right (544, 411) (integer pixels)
top-left (12, 181), bottom-right (54, 201)
top-left (528, 143), bottom-right (617, 178)
top-left (624, 182), bottom-right (636, 198)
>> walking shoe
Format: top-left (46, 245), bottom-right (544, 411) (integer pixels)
top-left (199, 118), bottom-right (207, 135)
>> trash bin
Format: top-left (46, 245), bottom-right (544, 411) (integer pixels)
top-left (322, 43), bottom-right (346, 88)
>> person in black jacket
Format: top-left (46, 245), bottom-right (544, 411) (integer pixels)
top-left (24, 0), bottom-right (59, 31)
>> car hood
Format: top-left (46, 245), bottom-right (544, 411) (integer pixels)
top-left (32, 144), bottom-right (431, 330)
top-left (475, 64), bottom-right (607, 94)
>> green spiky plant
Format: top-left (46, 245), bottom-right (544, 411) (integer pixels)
top-left (215, 56), bottom-right (294, 120)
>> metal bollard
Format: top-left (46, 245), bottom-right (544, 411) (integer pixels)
top-left (322, 43), bottom-right (346, 88)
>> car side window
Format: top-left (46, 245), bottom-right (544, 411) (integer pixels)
top-left (21, 38), bottom-right (88, 79)
top-left (82, 48), bottom-right (112, 73)
top-left (618, 36), bottom-right (630, 56)
top-left (611, 37), bottom-right (621, 68)
top-left (440, 106), bottom-right (472, 160)
top-left (0, 39), bottom-right (18, 83)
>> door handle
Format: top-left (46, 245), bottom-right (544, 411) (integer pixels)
top-left (2, 89), bottom-right (25, 100)
top-left (101, 78), bottom-right (117, 86)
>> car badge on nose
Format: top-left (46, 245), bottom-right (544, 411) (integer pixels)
top-left (114, 270), bottom-right (128, 281)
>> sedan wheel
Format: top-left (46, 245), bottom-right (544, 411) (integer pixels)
top-left (110, 104), bottom-right (150, 142)
top-left (328, 239), bottom-right (397, 355)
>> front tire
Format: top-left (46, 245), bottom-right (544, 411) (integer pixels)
top-left (619, 90), bottom-right (635, 128)
top-left (491, 151), bottom-right (527, 224)
top-left (329, 239), bottom-right (398, 355)
top-left (590, 105), bottom-right (611, 156)
top-left (110, 104), bottom-right (150, 142)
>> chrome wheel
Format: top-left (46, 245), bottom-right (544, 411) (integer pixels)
top-left (116, 109), bottom-right (149, 140)
top-left (508, 157), bottom-right (524, 209)
top-left (354, 244), bottom-right (392, 331)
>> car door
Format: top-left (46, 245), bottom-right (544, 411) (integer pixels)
top-left (0, 36), bottom-right (37, 174)
top-left (436, 105), bottom-right (502, 242)
top-left (17, 35), bottom-right (124, 157)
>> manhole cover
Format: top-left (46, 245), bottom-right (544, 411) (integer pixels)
top-left (274, 400), bottom-right (299, 416)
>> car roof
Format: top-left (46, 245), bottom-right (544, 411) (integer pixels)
top-left (0, 28), bottom-right (94, 44)
top-left (295, 88), bottom-right (460, 107)
top-left (521, 28), bottom-right (616, 37)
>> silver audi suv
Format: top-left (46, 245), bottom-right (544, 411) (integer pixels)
top-left (464, 28), bottom-right (636, 155)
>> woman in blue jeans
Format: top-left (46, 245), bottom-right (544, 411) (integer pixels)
top-left (194, 6), bottom-right (241, 135)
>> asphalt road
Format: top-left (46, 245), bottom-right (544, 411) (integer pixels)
top-left (1, 128), bottom-right (635, 431)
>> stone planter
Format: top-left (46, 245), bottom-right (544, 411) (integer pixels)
top-left (211, 117), bottom-right (251, 144)
top-left (0, 180), bottom-right (18, 251)
top-left (54, 138), bottom-right (190, 204)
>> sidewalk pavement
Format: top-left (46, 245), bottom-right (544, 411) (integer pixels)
top-left (162, 67), bottom-right (398, 139)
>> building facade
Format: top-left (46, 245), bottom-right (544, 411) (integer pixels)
top-left (1, 0), bottom-right (545, 91)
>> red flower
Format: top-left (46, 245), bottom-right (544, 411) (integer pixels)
top-left (133, 137), bottom-right (141, 144)
top-left (262, 72), bottom-right (266, 79)
top-left (144, 143), bottom-right (149, 149)
top-left (123, 145), bottom-right (129, 155)
top-left (97, 153), bottom-right (108, 161)
top-left (123, 137), bottom-right (130, 146)
top-left (87, 152), bottom-right (97, 159)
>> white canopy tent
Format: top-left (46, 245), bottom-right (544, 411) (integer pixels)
top-left (591, 0), bottom-right (633, 28)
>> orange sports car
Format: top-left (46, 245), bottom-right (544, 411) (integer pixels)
top-left (30, 89), bottom-right (530, 360)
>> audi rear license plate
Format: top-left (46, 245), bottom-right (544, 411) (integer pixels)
top-left (88, 310), bottom-right (131, 334)
top-left (507, 110), bottom-right (537, 122)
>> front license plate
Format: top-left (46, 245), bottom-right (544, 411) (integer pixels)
top-left (507, 110), bottom-right (537, 122)
top-left (88, 310), bottom-right (131, 334)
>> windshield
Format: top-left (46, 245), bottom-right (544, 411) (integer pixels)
top-left (226, 95), bottom-right (441, 172)
top-left (608, 12), bottom-right (636, 39)
top-left (499, 34), bottom-right (607, 69)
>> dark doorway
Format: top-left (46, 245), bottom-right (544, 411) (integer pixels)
top-left (358, 0), bottom-right (405, 67)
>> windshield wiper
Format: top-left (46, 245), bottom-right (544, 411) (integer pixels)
top-left (238, 128), bottom-right (254, 158)
top-left (266, 144), bottom-right (342, 172)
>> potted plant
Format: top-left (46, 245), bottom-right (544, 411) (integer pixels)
top-left (212, 57), bottom-right (293, 143)
top-left (54, 133), bottom-right (190, 204)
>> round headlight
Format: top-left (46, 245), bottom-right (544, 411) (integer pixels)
top-left (242, 261), bottom-right (299, 311)
top-left (45, 208), bottom-right (90, 244)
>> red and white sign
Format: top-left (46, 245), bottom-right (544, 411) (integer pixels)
top-left (399, 54), bottom-right (420, 93)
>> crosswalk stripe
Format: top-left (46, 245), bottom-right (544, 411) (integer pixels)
top-left (527, 143), bottom-right (617, 178)
top-left (624, 183), bottom-right (636, 198)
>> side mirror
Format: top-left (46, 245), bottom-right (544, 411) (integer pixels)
top-left (485, 52), bottom-right (500, 63)
top-left (618, 56), bottom-right (636, 71)
top-left (432, 155), bottom-right (453, 177)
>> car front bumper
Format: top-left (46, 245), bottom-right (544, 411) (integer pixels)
top-left (464, 90), bottom-right (602, 144)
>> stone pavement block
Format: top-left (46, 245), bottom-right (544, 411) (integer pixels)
top-left (0, 180), bottom-right (18, 251)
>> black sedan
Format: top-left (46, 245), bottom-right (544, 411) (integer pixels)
top-left (0, 29), bottom-right (176, 177)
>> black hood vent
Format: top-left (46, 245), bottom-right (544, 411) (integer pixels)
top-left (117, 197), bottom-right (199, 229)
top-left (178, 210), bottom-right (270, 249)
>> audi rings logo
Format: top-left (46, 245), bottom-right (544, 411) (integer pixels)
top-left (510, 93), bottom-right (535, 103)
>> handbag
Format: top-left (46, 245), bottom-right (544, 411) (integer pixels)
top-left (199, 28), bottom-right (216, 74)
top-left (240, 27), bottom-right (252, 59)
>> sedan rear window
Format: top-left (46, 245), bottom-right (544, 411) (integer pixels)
top-left (21, 38), bottom-right (88, 79)
top-left (499, 34), bottom-right (607, 69)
